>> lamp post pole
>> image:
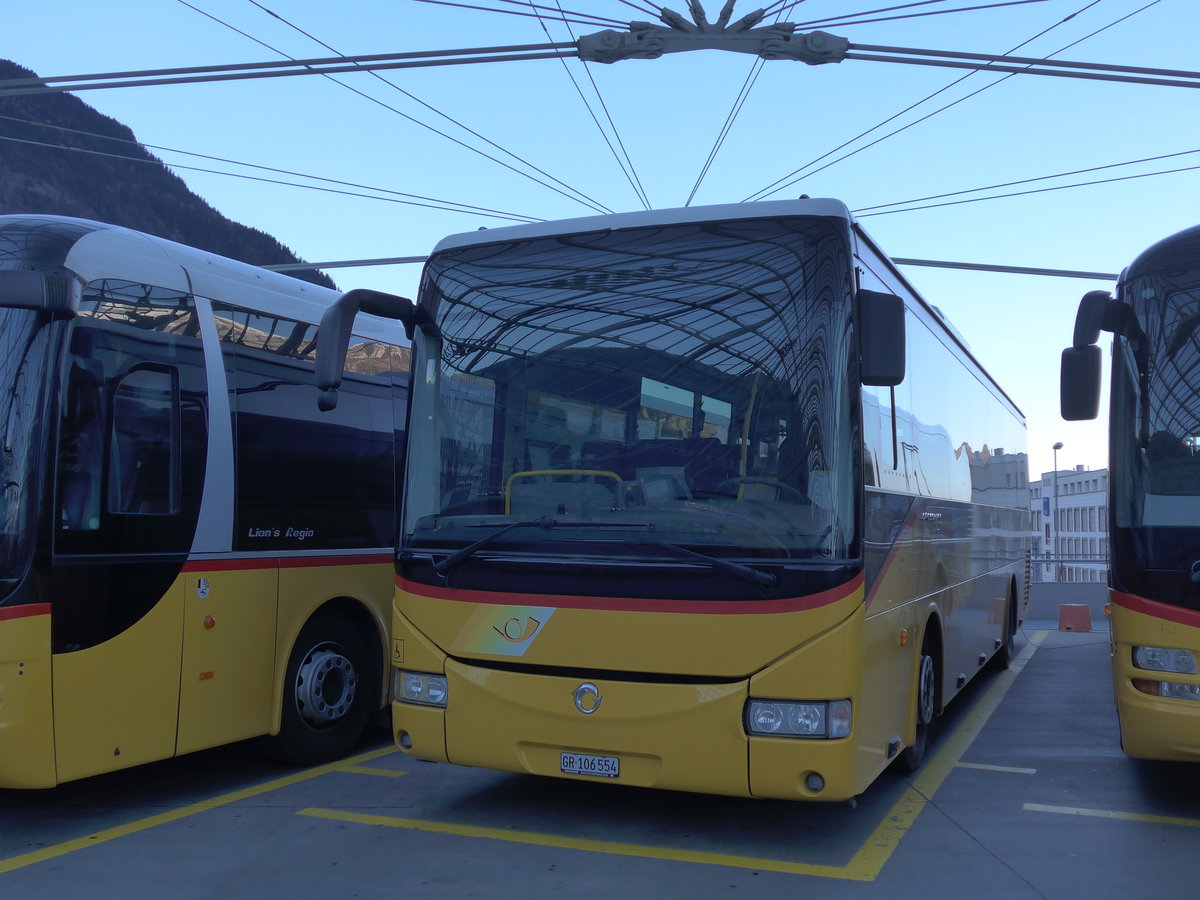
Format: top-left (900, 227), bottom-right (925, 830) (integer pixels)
top-left (1053, 441), bottom-right (1063, 583)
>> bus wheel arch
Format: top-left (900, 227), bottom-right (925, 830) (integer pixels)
top-left (897, 614), bottom-right (943, 774)
top-left (268, 599), bottom-right (382, 766)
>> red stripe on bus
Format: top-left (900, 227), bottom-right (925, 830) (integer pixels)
top-left (0, 603), bottom-right (52, 622)
top-left (396, 572), bottom-right (863, 615)
top-left (1110, 590), bottom-right (1200, 629)
top-left (181, 554), bottom-right (390, 573)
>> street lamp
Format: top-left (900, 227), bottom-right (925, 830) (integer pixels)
top-left (1053, 441), bottom-right (1063, 583)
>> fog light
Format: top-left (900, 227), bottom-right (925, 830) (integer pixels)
top-left (398, 731), bottom-right (413, 750)
top-left (804, 772), bottom-right (825, 793)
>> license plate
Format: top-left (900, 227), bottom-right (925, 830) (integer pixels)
top-left (561, 752), bottom-right (619, 778)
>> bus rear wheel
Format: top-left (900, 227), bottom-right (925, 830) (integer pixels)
top-left (897, 641), bottom-right (938, 774)
top-left (270, 610), bottom-right (375, 767)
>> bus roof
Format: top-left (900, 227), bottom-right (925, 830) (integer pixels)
top-left (428, 198), bottom-right (854, 255)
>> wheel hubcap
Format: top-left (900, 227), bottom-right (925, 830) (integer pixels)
top-left (917, 654), bottom-right (936, 725)
top-left (295, 646), bottom-right (358, 728)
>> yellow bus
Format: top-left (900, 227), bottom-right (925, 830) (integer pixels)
top-left (327, 199), bottom-right (1030, 801)
top-left (0, 215), bottom-right (410, 787)
top-left (1062, 223), bottom-right (1200, 762)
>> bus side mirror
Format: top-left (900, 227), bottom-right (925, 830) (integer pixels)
top-left (1060, 289), bottom-right (1112, 422)
top-left (858, 290), bottom-right (905, 387)
top-left (1060, 344), bottom-right (1101, 420)
top-left (316, 289), bottom-right (416, 411)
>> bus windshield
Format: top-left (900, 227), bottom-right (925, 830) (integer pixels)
top-left (0, 307), bottom-right (54, 602)
top-left (402, 216), bottom-right (858, 580)
top-left (1112, 252), bottom-right (1200, 611)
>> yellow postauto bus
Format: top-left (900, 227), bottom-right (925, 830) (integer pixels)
top-left (0, 215), bottom-right (410, 787)
top-left (1062, 223), bottom-right (1200, 762)
top-left (325, 199), bottom-right (1031, 802)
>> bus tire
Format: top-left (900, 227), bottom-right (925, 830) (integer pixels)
top-left (994, 586), bottom-right (1018, 670)
top-left (270, 610), bottom-right (375, 767)
top-left (897, 637), bottom-right (939, 774)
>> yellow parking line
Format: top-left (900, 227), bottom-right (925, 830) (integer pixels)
top-left (956, 763), bottom-right (1037, 775)
top-left (297, 807), bottom-right (870, 879)
top-left (335, 765), bottom-right (408, 778)
top-left (0, 746), bottom-right (400, 875)
top-left (300, 632), bottom-right (1046, 881)
top-left (1024, 803), bottom-right (1200, 828)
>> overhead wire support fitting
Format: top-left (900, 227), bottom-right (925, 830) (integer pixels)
top-left (576, 1), bottom-right (850, 65)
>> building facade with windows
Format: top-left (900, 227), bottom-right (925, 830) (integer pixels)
top-left (1029, 465), bottom-right (1108, 583)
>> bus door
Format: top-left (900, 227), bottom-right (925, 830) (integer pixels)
top-left (50, 278), bottom-right (208, 782)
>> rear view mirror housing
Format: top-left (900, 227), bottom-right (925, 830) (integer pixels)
top-left (858, 290), bottom-right (905, 387)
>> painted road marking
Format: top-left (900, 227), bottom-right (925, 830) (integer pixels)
top-left (0, 746), bottom-right (401, 875)
top-left (956, 763), bottom-right (1037, 775)
top-left (299, 632), bottom-right (1048, 882)
top-left (335, 765), bottom-right (408, 778)
top-left (1024, 803), bottom-right (1200, 828)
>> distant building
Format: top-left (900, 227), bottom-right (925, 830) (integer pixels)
top-left (1029, 465), bottom-right (1108, 583)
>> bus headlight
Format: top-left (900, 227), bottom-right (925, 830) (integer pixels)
top-left (745, 699), bottom-right (851, 738)
top-left (394, 670), bottom-right (449, 707)
top-left (1133, 646), bottom-right (1198, 675)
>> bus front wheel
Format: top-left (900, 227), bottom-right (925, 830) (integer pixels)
top-left (897, 641), bottom-right (938, 774)
top-left (271, 610), bottom-right (375, 767)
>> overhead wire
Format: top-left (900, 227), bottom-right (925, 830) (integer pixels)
top-left (793, 0), bottom-right (1051, 30)
top-left (0, 121), bottom-right (540, 222)
top-left (530, 0), bottom-right (652, 209)
top-left (855, 159), bottom-right (1200, 218)
top-left (683, 1), bottom-right (801, 205)
top-left (742, 0), bottom-right (1139, 202)
top-left (854, 147), bottom-right (1200, 214)
top-left (407, 0), bottom-right (624, 28)
top-left (183, 0), bottom-right (611, 214)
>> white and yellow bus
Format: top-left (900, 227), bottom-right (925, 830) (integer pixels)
top-left (0, 215), bottom-right (410, 787)
top-left (326, 199), bottom-right (1030, 802)
top-left (1063, 223), bottom-right (1200, 762)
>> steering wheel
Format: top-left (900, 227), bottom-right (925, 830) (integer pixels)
top-left (714, 476), bottom-right (810, 505)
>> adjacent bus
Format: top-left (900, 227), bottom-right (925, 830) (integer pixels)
top-left (0, 215), bottom-right (410, 787)
top-left (330, 199), bottom-right (1029, 801)
top-left (1062, 223), bottom-right (1200, 762)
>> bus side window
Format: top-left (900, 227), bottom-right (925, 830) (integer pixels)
top-left (107, 367), bottom-right (180, 516)
top-left (58, 360), bottom-right (105, 531)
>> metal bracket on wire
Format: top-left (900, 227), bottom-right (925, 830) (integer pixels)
top-left (576, 1), bottom-right (848, 66)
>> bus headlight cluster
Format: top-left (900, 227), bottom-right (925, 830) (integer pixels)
top-left (1133, 646), bottom-right (1198, 675)
top-left (744, 699), bottom-right (851, 738)
top-left (394, 670), bottom-right (448, 707)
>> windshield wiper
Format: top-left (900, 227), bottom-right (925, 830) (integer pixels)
top-left (430, 518), bottom-right (652, 577)
top-left (643, 539), bottom-right (777, 588)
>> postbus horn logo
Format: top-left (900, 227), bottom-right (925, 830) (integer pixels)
top-left (492, 615), bottom-right (542, 643)
top-left (572, 682), bottom-right (602, 715)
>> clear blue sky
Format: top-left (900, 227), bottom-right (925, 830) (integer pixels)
top-left (7, 0), bottom-right (1199, 477)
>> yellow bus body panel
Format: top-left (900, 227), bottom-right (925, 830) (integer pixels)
top-left (176, 566), bottom-right (278, 755)
top-left (1110, 598), bottom-right (1200, 762)
top-left (444, 662), bottom-right (751, 796)
top-left (392, 580), bottom-right (878, 799)
top-left (0, 608), bottom-right (56, 788)
top-left (52, 578), bottom-right (184, 783)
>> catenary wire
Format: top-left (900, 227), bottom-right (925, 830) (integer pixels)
top-left (854, 161), bottom-right (1200, 217)
top-left (855, 147), bottom-right (1200, 213)
top-left (0, 133), bottom-right (540, 222)
top-left (534, 0), bottom-right (652, 209)
top-left (793, 0), bottom-right (1050, 30)
top-left (407, 0), bottom-right (622, 28)
top-left (188, 0), bottom-right (612, 214)
top-left (743, 0), bottom-right (1137, 201)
